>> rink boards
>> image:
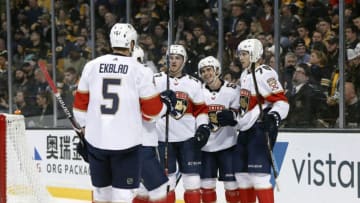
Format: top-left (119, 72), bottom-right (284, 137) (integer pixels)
top-left (25, 129), bottom-right (360, 203)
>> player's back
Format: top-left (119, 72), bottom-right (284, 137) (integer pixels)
top-left (78, 54), bottom-right (155, 150)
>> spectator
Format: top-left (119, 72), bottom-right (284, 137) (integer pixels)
top-left (63, 46), bottom-right (87, 74)
top-left (0, 50), bottom-right (8, 101)
top-left (21, 54), bottom-right (38, 84)
top-left (225, 1), bottom-right (250, 33)
top-left (25, 29), bottom-right (49, 59)
top-left (13, 90), bottom-right (36, 118)
top-left (152, 23), bottom-right (167, 46)
top-left (32, 91), bottom-right (53, 127)
top-left (73, 34), bottom-right (91, 60)
top-left (258, 0), bottom-right (274, 33)
top-left (316, 16), bottom-right (332, 42)
top-left (135, 12), bottom-right (155, 34)
top-left (309, 49), bottom-right (332, 96)
top-left (94, 3), bottom-right (109, 28)
top-left (293, 38), bottom-right (310, 65)
top-left (281, 52), bottom-right (297, 93)
top-left (13, 67), bottom-right (36, 104)
top-left (227, 18), bottom-right (250, 51)
top-left (346, 47), bottom-right (360, 95)
top-left (325, 37), bottom-right (339, 71)
top-left (303, 0), bottom-right (328, 33)
top-left (351, 13), bottom-right (360, 32)
top-left (344, 81), bottom-right (360, 128)
top-left (310, 30), bottom-right (324, 50)
top-left (248, 20), bottom-right (264, 39)
top-left (296, 24), bottom-right (311, 49)
top-left (13, 41), bottom-right (28, 68)
top-left (285, 63), bottom-right (318, 128)
top-left (228, 59), bottom-right (242, 82)
top-left (33, 68), bottom-right (50, 93)
top-left (280, 4), bottom-right (300, 38)
top-left (24, 0), bottom-right (44, 26)
top-left (103, 12), bottom-right (118, 34)
top-left (345, 25), bottom-right (359, 49)
top-left (37, 13), bottom-right (52, 43)
top-left (202, 8), bottom-right (218, 36)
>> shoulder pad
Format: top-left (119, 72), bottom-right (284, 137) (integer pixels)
top-left (187, 74), bottom-right (200, 83)
top-left (259, 64), bottom-right (272, 71)
top-left (225, 82), bottom-right (237, 89)
top-left (154, 72), bottom-right (164, 78)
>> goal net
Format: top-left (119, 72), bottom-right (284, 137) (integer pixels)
top-left (0, 113), bottom-right (53, 203)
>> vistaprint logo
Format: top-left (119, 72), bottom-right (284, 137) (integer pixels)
top-left (34, 147), bottom-right (42, 160)
top-left (270, 142), bottom-right (288, 186)
top-left (292, 152), bottom-right (360, 198)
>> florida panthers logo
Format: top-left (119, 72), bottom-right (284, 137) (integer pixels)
top-left (173, 91), bottom-right (189, 120)
top-left (239, 89), bottom-right (250, 117)
top-left (208, 105), bottom-right (225, 132)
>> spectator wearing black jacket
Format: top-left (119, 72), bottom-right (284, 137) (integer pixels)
top-left (285, 63), bottom-right (318, 128)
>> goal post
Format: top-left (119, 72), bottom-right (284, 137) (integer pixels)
top-left (0, 113), bottom-right (53, 203)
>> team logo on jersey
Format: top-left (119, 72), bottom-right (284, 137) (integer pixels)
top-left (239, 89), bottom-right (250, 116)
top-left (211, 92), bottom-right (216, 100)
top-left (173, 91), bottom-right (188, 119)
top-left (208, 104), bottom-right (225, 132)
top-left (173, 78), bottom-right (179, 86)
top-left (267, 77), bottom-right (279, 91)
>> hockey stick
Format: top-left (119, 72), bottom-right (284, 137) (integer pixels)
top-left (37, 60), bottom-right (88, 162)
top-left (165, 0), bottom-right (174, 193)
top-left (250, 62), bottom-right (280, 191)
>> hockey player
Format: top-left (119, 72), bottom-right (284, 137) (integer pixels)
top-left (197, 56), bottom-right (240, 203)
top-left (218, 38), bottom-right (289, 203)
top-left (132, 45), bottom-right (170, 203)
top-left (153, 44), bottom-right (210, 203)
top-left (73, 23), bottom-right (176, 203)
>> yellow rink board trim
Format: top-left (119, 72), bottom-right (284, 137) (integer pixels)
top-left (47, 186), bottom-right (185, 202)
top-left (47, 186), bottom-right (92, 201)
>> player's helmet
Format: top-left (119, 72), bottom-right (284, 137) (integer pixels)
top-left (132, 46), bottom-right (144, 63)
top-left (109, 23), bottom-right (137, 48)
top-left (237, 39), bottom-right (263, 63)
top-left (169, 45), bottom-right (187, 68)
top-left (198, 56), bottom-right (221, 77)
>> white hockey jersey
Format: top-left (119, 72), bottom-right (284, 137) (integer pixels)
top-left (153, 73), bottom-right (209, 142)
top-left (237, 64), bottom-right (289, 131)
top-left (73, 54), bottom-right (166, 150)
top-left (201, 80), bottom-right (240, 152)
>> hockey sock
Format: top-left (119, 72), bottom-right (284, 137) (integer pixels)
top-left (248, 187), bottom-right (256, 203)
top-left (184, 189), bottom-right (201, 203)
top-left (133, 196), bottom-right (149, 203)
top-left (239, 188), bottom-right (258, 203)
top-left (225, 189), bottom-right (239, 203)
top-left (255, 188), bottom-right (274, 203)
top-left (201, 188), bottom-right (216, 203)
top-left (149, 197), bottom-right (168, 203)
top-left (167, 190), bottom-right (176, 203)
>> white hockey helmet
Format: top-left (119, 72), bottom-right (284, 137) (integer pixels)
top-left (169, 44), bottom-right (187, 68)
top-left (237, 39), bottom-right (263, 63)
top-left (132, 46), bottom-right (144, 63)
top-left (109, 23), bottom-right (138, 48)
top-left (198, 56), bottom-right (221, 77)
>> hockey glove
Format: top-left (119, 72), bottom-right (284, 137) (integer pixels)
top-left (264, 111), bottom-right (281, 148)
top-left (194, 124), bottom-right (211, 148)
top-left (76, 134), bottom-right (88, 163)
top-left (216, 109), bottom-right (238, 127)
top-left (160, 90), bottom-right (177, 116)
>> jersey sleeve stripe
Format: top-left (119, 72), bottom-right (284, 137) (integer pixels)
top-left (265, 92), bottom-right (288, 103)
top-left (73, 91), bottom-right (90, 111)
top-left (192, 103), bottom-right (208, 117)
top-left (140, 94), bottom-right (163, 117)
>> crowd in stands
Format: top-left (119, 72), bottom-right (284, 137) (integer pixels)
top-left (0, 0), bottom-right (359, 128)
